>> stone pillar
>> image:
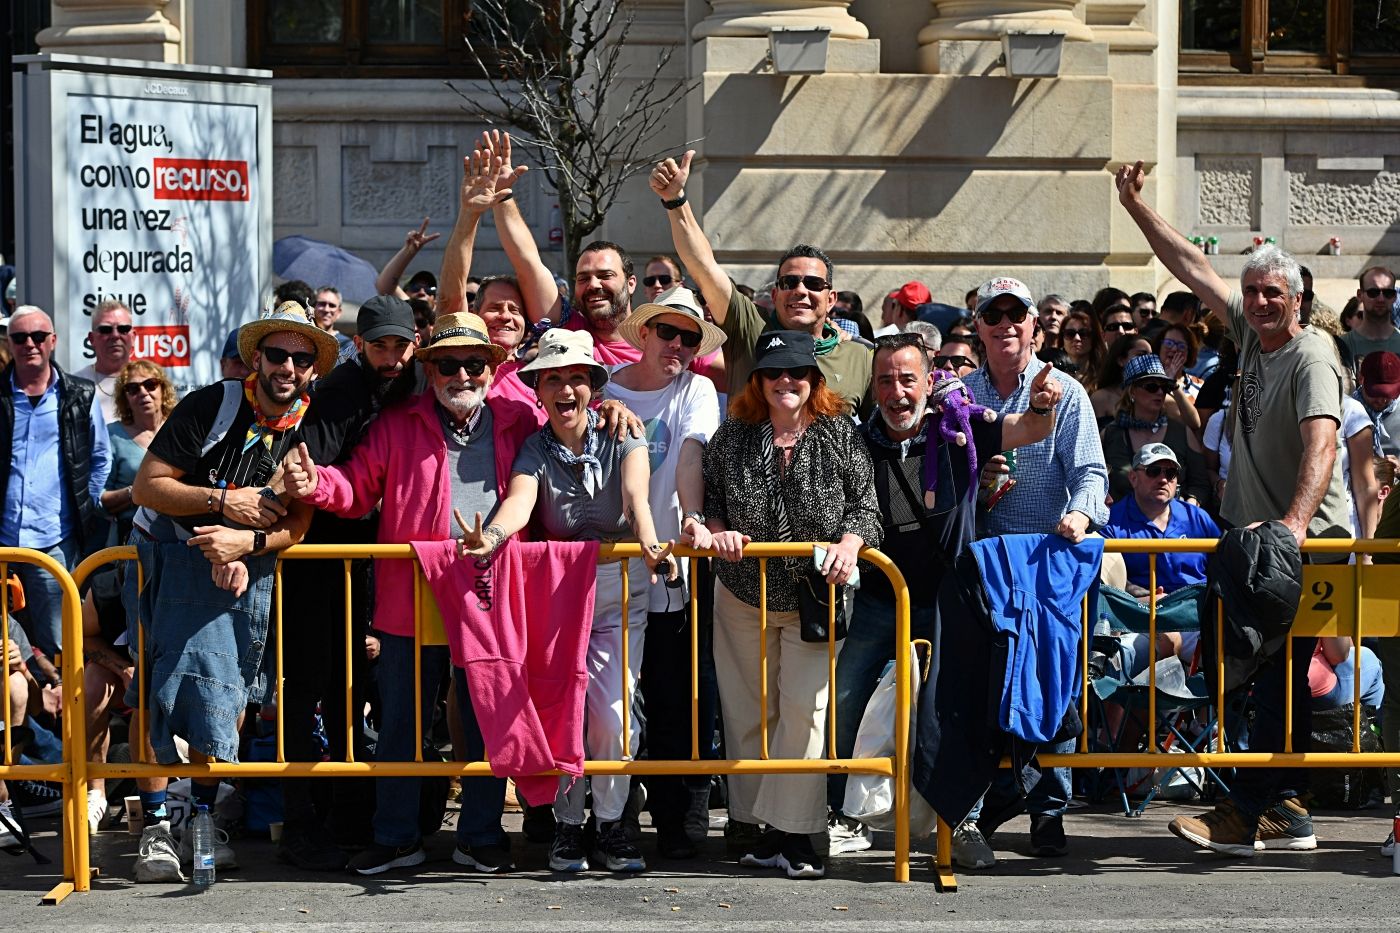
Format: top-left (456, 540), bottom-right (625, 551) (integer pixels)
top-left (918, 0), bottom-right (1094, 73)
top-left (694, 1), bottom-right (869, 40)
top-left (37, 0), bottom-right (183, 63)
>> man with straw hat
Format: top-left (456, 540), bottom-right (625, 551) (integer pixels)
top-left (124, 301), bottom-right (335, 881)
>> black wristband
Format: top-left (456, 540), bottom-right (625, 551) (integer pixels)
top-left (1030, 404), bottom-right (1052, 416)
top-left (661, 193), bottom-right (687, 210)
top-left (252, 530), bottom-right (267, 554)
top-left (498, 190), bottom-right (514, 203)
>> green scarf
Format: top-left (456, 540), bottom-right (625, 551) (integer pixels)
top-left (814, 321), bottom-right (842, 356)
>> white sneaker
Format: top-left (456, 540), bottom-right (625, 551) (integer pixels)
top-left (178, 821), bottom-right (238, 870)
top-left (134, 820), bottom-right (184, 883)
top-left (827, 813), bottom-right (872, 854)
top-left (0, 801), bottom-right (20, 850)
top-left (951, 820), bottom-right (996, 869)
top-left (1383, 829), bottom-right (1396, 858)
top-left (87, 789), bottom-right (108, 835)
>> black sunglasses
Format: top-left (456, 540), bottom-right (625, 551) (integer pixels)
top-left (433, 356), bottom-right (490, 377)
top-left (123, 378), bottom-right (161, 396)
top-left (775, 274), bottom-right (830, 293)
top-left (980, 307), bottom-right (1029, 326)
top-left (759, 366), bottom-right (812, 381)
top-left (1061, 328), bottom-right (1090, 341)
top-left (9, 331), bottom-right (52, 345)
top-left (933, 354), bottom-right (974, 370)
top-left (409, 284), bottom-right (438, 296)
top-left (1365, 287), bottom-right (1398, 300)
top-left (650, 321), bottom-right (702, 348)
top-left (261, 346), bottom-right (317, 369)
top-left (96, 324), bottom-right (133, 335)
top-left (1142, 464), bottom-right (1179, 480)
top-left (643, 274), bottom-right (674, 288)
top-left (1104, 321), bottom-right (1136, 332)
top-left (1135, 380), bottom-right (1171, 394)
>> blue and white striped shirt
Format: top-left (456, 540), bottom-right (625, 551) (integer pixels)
top-left (963, 362), bottom-right (1109, 538)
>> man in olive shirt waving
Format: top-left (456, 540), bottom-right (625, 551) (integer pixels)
top-left (651, 151), bottom-right (872, 416)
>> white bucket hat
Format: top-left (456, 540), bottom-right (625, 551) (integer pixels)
top-left (617, 285), bottom-right (727, 357)
top-left (518, 328), bottom-right (609, 391)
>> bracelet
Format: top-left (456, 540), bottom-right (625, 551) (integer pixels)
top-left (1029, 404), bottom-right (1052, 416)
top-left (661, 193), bottom-right (687, 210)
top-left (207, 491), bottom-right (218, 513)
top-left (219, 486), bottom-right (229, 514)
top-left (498, 190), bottom-right (514, 202)
top-left (481, 523), bottom-right (507, 553)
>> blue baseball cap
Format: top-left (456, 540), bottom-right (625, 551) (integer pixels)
top-left (221, 328), bottom-right (241, 360)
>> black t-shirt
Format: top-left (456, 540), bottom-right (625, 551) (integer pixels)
top-left (861, 412), bottom-right (1002, 607)
top-left (1196, 365), bottom-right (1235, 413)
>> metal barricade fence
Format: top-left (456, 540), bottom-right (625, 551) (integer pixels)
top-left (53, 541), bottom-right (916, 902)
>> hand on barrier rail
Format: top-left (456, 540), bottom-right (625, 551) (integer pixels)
top-left (1250, 517), bottom-right (1306, 550)
top-left (189, 525), bottom-right (259, 565)
top-left (282, 442), bottom-right (319, 500)
top-left (818, 535), bottom-right (863, 586)
top-left (211, 559), bottom-right (249, 598)
top-left (5, 639), bottom-right (21, 674)
top-left (220, 484), bottom-right (287, 528)
top-left (682, 518), bottom-right (713, 552)
top-left (1056, 510), bottom-right (1090, 544)
top-left (454, 508), bottom-right (505, 559)
top-left (643, 539), bottom-right (679, 583)
top-left (711, 530), bottom-right (751, 563)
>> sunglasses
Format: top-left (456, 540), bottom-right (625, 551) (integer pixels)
top-left (643, 274), bottom-right (674, 288)
top-left (1141, 464), bottom-right (1179, 480)
top-left (9, 331), bottom-right (52, 345)
top-left (1134, 380), bottom-right (1171, 394)
top-left (314, 300), bottom-right (340, 309)
top-left (775, 274), bottom-right (830, 292)
top-left (409, 284), bottom-right (437, 296)
top-left (96, 324), bottom-right (133, 335)
top-left (1365, 287), bottom-right (1398, 300)
top-left (261, 346), bottom-right (317, 369)
top-left (1061, 328), bottom-right (1090, 341)
top-left (433, 356), bottom-right (490, 377)
top-left (980, 307), bottom-right (1030, 326)
top-left (759, 366), bottom-right (812, 381)
top-left (1104, 321), bottom-right (1136, 332)
top-left (933, 355), bottom-right (974, 370)
top-left (650, 320), bottom-right (702, 347)
top-left (123, 378), bottom-right (161, 396)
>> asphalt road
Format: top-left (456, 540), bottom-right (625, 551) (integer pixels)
top-left (2, 800), bottom-right (1399, 930)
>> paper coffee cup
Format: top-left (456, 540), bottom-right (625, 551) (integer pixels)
top-left (124, 795), bottom-right (142, 835)
top-left (269, 821), bottom-right (283, 842)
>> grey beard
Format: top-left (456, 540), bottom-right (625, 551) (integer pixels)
top-left (435, 384), bottom-right (482, 418)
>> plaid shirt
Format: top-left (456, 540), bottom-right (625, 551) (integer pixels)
top-left (963, 362), bottom-right (1109, 538)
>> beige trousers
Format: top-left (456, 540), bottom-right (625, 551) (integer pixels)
top-left (713, 578), bottom-right (835, 835)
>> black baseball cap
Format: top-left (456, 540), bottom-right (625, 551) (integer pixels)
top-left (749, 329), bottom-right (821, 378)
top-left (357, 294), bottom-right (416, 342)
top-left (405, 270), bottom-right (437, 290)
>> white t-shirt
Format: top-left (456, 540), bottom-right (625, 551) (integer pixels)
top-left (1340, 395), bottom-right (1372, 537)
top-left (73, 363), bottom-right (119, 423)
top-left (603, 368), bottom-right (721, 612)
top-left (1202, 409), bottom-right (1232, 479)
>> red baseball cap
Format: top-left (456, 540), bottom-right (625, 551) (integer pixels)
top-left (1361, 350), bottom-right (1400, 401)
top-left (895, 281), bottom-right (932, 312)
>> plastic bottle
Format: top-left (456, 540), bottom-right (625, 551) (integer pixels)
top-left (548, 204), bottom-right (563, 247)
top-left (191, 804), bottom-right (215, 888)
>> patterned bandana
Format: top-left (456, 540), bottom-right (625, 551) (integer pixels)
top-left (541, 407), bottom-right (605, 497)
top-left (241, 372), bottom-right (310, 454)
top-left (1114, 409), bottom-right (1167, 434)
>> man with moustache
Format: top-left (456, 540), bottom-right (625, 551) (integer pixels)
top-left (827, 332), bottom-right (1062, 855)
top-left (283, 310), bottom-right (538, 877)
top-left (73, 299), bottom-right (134, 423)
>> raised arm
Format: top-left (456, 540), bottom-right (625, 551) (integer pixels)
top-left (486, 131), bottom-right (563, 324)
top-left (376, 218), bottom-right (441, 298)
top-left (650, 151), bottom-right (734, 323)
top-left (439, 142), bottom-right (518, 315)
top-left (1115, 161), bottom-right (1232, 318)
top-left (455, 472), bottom-right (539, 558)
top-left (1001, 362), bottom-right (1061, 450)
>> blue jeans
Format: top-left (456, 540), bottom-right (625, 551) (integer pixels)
top-left (372, 633), bottom-right (506, 848)
top-left (13, 536), bottom-right (78, 663)
top-left (827, 590), bottom-right (936, 813)
top-left (1312, 646), bottom-right (1385, 710)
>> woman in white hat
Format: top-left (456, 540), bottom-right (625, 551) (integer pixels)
top-left (456, 327), bottom-right (676, 875)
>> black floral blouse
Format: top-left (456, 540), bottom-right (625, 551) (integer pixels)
top-left (702, 414), bottom-right (882, 611)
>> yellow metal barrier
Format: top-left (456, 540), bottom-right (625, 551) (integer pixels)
top-left (61, 540), bottom-right (916, 893)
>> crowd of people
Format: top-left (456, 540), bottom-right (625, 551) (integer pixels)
top-left (0, 143), bottom-right (1396, 883)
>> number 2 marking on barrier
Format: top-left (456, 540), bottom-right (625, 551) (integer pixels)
top-left (1294, 566), bottom-right (1354, 637)
top-left (1311, 579), bottom-right (1334, 612)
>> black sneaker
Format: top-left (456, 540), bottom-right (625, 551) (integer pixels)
top-left (279, 823), bottom-right (348, 872)
top-left (10, 781), bottom-right (63, 819)
top-left (1029, 814), bottom-right (1068, 857)
top-left (347, 841), bottom-right (426, 876)
top-left (549, 822), bottom-right (589, 872)
top-left (522, 803), bottom-right (557, 844)
top-left (739, 827), bottom-right (784, 869)
top-left (656, 825), bottom-right (698, 860)
top-left (453, 841), bottom-right (515, 873)
top-left (778, 832), bottom-right (825, 879)
top-left (595, 820), bottom-right (646, 872)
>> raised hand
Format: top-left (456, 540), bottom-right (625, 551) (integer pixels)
top-left (481, 129), bottom-right (528, 193)
top-left (461, 146), bottom-right (508, 216)
top-left (1114, 160), bottom-right (1147, 208)
top-left (1029, 362), bottom-right (1063, 411)
top-left (1160, 344), bottom-right (1187, 382)
top-left (283, 442), bottom-right (319, 499)
top-left (649, 150), bottom-right (694, 202)
top-left (404, 217), bottom-right (441, 253)
top-left (454, 507), bottom-right (505, 559)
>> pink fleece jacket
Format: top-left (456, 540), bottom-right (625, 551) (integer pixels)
top-left (304, 390), bottom-right (537, 640)
top-left (413, 538), bottom-right (598, 807)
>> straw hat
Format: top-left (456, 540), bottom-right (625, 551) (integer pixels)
top-left (414, 311), bottom-right (508, 364)
top-left (617, 285), bottom-right (726, 357)
top-left (518, 328), bottom-right (609, 391)
top-left (238, 301), bottom-right (340, 376)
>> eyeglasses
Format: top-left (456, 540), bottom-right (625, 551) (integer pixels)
top-left (650, 321), bottom-right (702, 348)
top-left (775, 274), bottom-right (830, 292)
top-left (1134, 380), bottom-right (1171, 394)
top-left (759, 366), bottom-right (812, 381)
top-left (123, 378), bottom-right (161, 396)
top-left (1365, 287), bottom-right (1398, 300)
top-left (1104, 321), bottom-right (1136, 332)
top-left (1061, 328), bottom-right (1090, 341)
top-left (314, 301), bottom-right (340, 309)
top-left (1162, 338), bottom-right (1187, 352)
top-left (980, 307), bottom-right (1029, 326)
top-left (95, 324), bottom-right (133, 335)
top-left (933, 355), bottom-right (974, 371)
top-left (433, 356), bottom-right (490, 377)
top-left (9, 331), bottom-right (52, 345)
top-left (261, 346), bottom-right (317, 369)
top-left (643, 274), bottom-right (674, 288)
top-left (1141, 464), bottom-right (1179, 480)
top-left (408, 284), bottom-right (437, 296)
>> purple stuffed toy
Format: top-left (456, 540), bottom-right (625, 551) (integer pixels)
top-left (923, 371), bottom-right (997, 506)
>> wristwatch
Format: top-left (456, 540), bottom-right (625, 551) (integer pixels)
top-left (251, 530), bottom-right (267, 553)
top-left (683, 510), bottom-right (706, 527)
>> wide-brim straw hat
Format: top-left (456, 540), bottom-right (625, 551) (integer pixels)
top-left (238, 301), bottom-right (341, 376)
top-left (617, 285), bottom-right (727, 357)
top-left (519, 328), bottom-right (609, 391)
top-left (414, 311), bottom-right (508, 365)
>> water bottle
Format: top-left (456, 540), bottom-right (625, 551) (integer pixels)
top-left (191, 804), bottom-right (215, 888)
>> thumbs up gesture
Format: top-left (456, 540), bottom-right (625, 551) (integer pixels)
top-left (283, 442), bottom-right (319, 499)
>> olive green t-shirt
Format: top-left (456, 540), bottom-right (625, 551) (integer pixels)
top-left (720, 287), bottom-right (873, 417)
top-left (1339, 328), bottom-right (1400, 369)
top-left (1222, 290), bottom-right (1350, 538)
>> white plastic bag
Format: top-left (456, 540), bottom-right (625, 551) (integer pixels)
top-left (842, 643), bottom-right (936, 837)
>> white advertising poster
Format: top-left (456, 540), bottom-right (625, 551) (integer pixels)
top-left (14, 56), bottom-right (272, 392)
